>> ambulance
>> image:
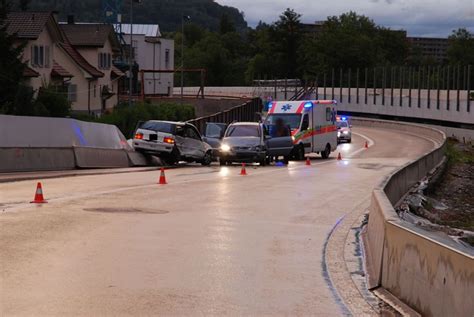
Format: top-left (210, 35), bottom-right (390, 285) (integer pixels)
top-left (264, 100), bottom-right (338, 159)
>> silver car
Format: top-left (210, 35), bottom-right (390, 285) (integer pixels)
top-left (336, 120), bottom-right (352, 143)
top-left (133, 120), bottom-right (213, 165)
top-left (218, 122), bottom-right (293, 166)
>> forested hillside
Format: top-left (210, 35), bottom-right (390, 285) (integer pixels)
top-left (12, 0), bottom-right (248, 32)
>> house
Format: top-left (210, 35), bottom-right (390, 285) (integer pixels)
top-left (5, 12), bottom-right (121, 115)
top-left (60, 21), bottom-right (124, 112)
top-left (115, 23), bottom-right (174, 96)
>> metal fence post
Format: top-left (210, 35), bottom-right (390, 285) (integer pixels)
top-left (365, 68), bottom-right (368, 104)
top-left (323, 73), bottom-right (327, 100)
top-left (339, 68), bottom-right (343, 102)
top-left (373, 67), bottom-right (377, 105)
top-left (348, 68), bottom-right (351, 103)
top-left (427, 66), bottom-right (431, 109)
top-left (399, 66), bottom-right (403, 107)
top-left (447, 65), bottom-right (450, 110)
top-left (408, 67), bottom-right (412, 108)
top-left (468, 65), bottom-right (471, 113)
top-left (391, 67), bottom-right (394, 106)
top-left (418, 67), bottom-right (421, 108)
top-left (382, 67), bottom-right (385, 106)
top-left (437, 66), bottom-right (440, 110)
top-left (456, 64), bottom-right (460, 111)
top-left (356, 68), bottom-right (360, 104)
top-left (331, 68), bottom-right (335, 100)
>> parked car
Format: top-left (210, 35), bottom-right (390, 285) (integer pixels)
top-left (217, 122), bottom-right (294, 166)
top-left (336, 118), bottom-right (352, 143)
top-left (132, 120), bottom-right (213, 165)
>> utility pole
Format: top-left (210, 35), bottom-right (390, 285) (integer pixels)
top-left (181, 15), bottom-right (190, 104)
top-left (128, 0), bottom-right (141, 106)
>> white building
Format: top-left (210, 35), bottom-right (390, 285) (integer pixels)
top-left (116, 24), bottom-right (174, 96)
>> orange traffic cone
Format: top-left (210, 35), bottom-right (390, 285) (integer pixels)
top-left (158, 168), bottom-right (167, 185)
top-left (365, 141), bottom-right (369, 149)
top-left (31, 182), bottom-right (47, 203)
top-left (306, 157), bottom-right (311, 166)
top-left (337, 152), bottom-right (342, 160)
top-left (240, 163), bottom-right (247, 175)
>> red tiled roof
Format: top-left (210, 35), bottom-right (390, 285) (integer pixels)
top-left (60, 24), bottom-right (119, 49)
top-left (58, 42), bottom-right (103, 78)
top-left (51, 61), bottom-right (73, 78)
top-left (23, 66), bottom-right (40, 77)
top-left (5, 12), bottom-right (52, 39)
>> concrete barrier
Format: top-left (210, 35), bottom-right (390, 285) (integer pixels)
top-left (0, 148), bottom-right (75, 172)
top-left (74, 148), bottom-right (130, 168)
top-left (354, 118), bottom-right (474, 316)
top-left (0, 114), bottom-right (140, 172)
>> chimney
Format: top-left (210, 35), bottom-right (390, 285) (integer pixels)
top-left (67, 15), bottom-right (74, 24)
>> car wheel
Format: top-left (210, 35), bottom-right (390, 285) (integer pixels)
top-left (219, 158), bottom-right (227, 166)
top-left (201, 151), bottom-right (212, 166)
top-left (292, 144), bottom-right (305, 161)
top-left (283, 156), bottom-right (290, 165)
top-left (259, 157), bottom-right (267, 166)
top-left (347, 138), bottom-right (352, 143)
top-left (321, 144), bottom-right (331, 159)
top-left (165, 146), bottom-right (180, 165)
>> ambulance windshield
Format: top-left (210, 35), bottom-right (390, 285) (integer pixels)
top-left (265, 114), bottom-right (302, 130)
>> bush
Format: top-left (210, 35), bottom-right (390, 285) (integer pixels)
top-left (35, 86), bottom-right (71, 117)
top-left (97, 101), bottom-right (195, 137)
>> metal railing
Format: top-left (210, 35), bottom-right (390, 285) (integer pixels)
top-left (188, 98), bottom-right (263, 133)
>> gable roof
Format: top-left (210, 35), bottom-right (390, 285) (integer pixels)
top-left (60, 24), bottom-right (120, 51)
top-left (5, 12), bottom-right (50, 39)
top-left (58, 41), bottom-right (103, 78)
top-left (23, 66), bottom-right (40, 77)
top-left (5, 11), bottom-right (63, 41)
top-left (51, 61), bottom-right (73, 78)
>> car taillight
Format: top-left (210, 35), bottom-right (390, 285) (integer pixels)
top-left (134, 133), bottom-right (144, 140)
top-left (163, 137), bottom-right (175, 144)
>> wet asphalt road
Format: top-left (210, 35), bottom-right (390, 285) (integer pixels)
top-left (0, 126), bottom-right (435, 316)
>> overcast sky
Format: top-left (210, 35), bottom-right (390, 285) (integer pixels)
top-left (216, 0), bottom-right (474, 37)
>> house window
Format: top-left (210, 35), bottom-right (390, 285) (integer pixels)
top-left (31, 45), bottom-right (50, 68)
top-left (98, 52), bottom-right (111, 69)
top-left (68, 84), bottom-right (77, 102)
top-left (165, 49), bottom-right (170, 69)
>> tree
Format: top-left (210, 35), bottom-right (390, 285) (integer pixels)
top-left (274, 8), bottom-right (302, 79)
top-left (0, 0), bottom-right (27, 113)
top-left (300, 12), bottom-right (409, 77)
top-left (219, 13), bottom-right (236, 34)
top-left (447, 28), bottom-right (474, 65)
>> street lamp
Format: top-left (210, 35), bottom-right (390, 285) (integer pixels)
top-left (181, 15), bottom-right (191, 104)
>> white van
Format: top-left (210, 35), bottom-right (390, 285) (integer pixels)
top-left (264, 100), bottom-right (338, 159)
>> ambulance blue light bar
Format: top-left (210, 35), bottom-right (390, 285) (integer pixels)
top-left (304, 102), bottom-right (313, 109)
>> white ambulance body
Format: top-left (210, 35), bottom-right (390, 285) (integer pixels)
top-left (264, 100), bottom-right (338, 159)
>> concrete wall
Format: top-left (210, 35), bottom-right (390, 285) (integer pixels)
top-left (356, 118), bottom-right (474, 316)
top-left (0, 114), bottom-right (143, 171)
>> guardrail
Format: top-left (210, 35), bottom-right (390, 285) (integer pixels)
top-left (188, 97), bottom-right (262, 133)
top-left (353, 118), bottom-right (474, 316)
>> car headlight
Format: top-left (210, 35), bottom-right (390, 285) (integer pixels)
top-left (337, 132), bottom-right (341, 137)
top-left (221, 144), bottom-right (231, 152)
